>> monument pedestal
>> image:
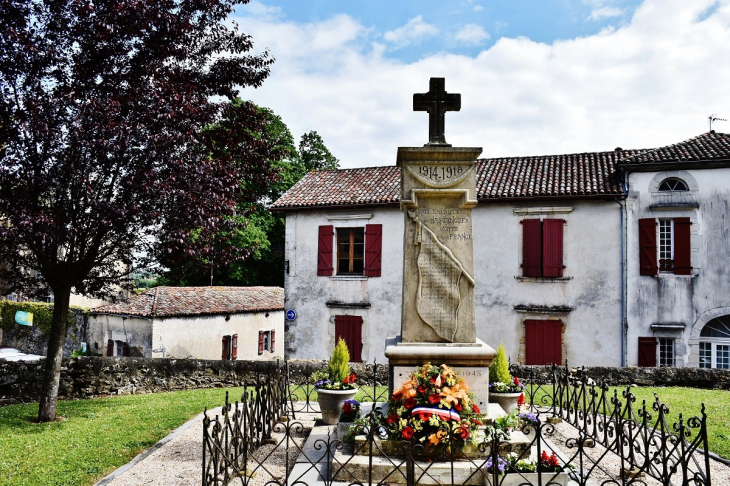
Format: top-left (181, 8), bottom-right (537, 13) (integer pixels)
top-left (385, 336), bottom-right (496, 409)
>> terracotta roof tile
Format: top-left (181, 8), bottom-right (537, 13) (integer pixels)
top-left (91, 286), bottom-right (284, 317)
top-left (619, 131), bottom-right (730, 165)
top-left (271, 149), bottom-right (641, 209)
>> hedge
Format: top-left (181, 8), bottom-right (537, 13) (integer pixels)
top-left (0, 301), bottom-right (87, 335)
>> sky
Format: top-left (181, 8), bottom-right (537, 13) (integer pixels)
top-left (232, 0), bottom-right (730, 168)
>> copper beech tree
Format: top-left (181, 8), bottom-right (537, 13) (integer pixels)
top-left (0, 0), bottom-right (283, 421)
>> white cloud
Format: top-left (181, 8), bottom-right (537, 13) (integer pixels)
top-left (383, 16), bottom-right (439, 49)
top-left (474, 5), bottom-right (485, 12)
top-left (454, 24), bottom-right (491, 46)
top-left (587, 6), bottom-right (625, 20)
top-left (232, 0), bottom-right (730, 169)
top-left (494, 20), bottom-right (509, 34)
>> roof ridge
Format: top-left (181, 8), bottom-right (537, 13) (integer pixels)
top-left (151, 286), bottom-right (160, 317)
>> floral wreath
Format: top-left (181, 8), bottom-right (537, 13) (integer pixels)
top-left (386, 363), bottom-right (485, 453)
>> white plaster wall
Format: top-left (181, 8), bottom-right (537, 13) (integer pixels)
top-left (626, 167), bottom-right (730, 367)
top-left (284, 208), bottom-right (404, 362)
top-left (285, 200), bottom-right (623, 366)
top-left (152, 310), bottom-right (285, 360)
top-left (472, 201), bottom-right (623, 367)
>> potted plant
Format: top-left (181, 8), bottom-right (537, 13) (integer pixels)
top-left (312, 338), bottom-right (358, 425)
top-left (336, 399), bottom-right (360, 440)
top-left (488, 344), bottom-right (525, 414)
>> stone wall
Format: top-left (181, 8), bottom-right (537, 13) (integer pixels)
top-left (0, 357), bottom-right (388, 405)
top-left (3, 359), bottom-right (728, 406)
top-left (1, 310), bottom-right (89, 357)
top-left (511, 365), bottom-right (730, 389)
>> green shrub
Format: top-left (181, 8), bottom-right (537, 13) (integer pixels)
top-left (489, 343), bottom-right (512, 384)
top-left (0, 300), bottom-right (88, 335)
top-left (327, 337), bottom-right (351, 383)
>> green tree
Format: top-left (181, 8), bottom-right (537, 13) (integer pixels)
top-left (159, 108), bottom-right (339, 287)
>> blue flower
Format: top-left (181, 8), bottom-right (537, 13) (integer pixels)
top-left (485, 456), bottom-right (508, 473)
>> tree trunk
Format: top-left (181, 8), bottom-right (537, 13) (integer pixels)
top-left (37, 287), bottom-right (71, 422)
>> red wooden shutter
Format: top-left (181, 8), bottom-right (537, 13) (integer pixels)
top-left (122, 342), bottom-right (129, 357)
top-left (107, 339), bottom-right (114, 357)
top-left (525, 320), bottom-right (543, 365)
top-left (639, 219), bottom-right (658, 276)
top-left (231, 334), bottom-right (238, 360)
top-left (638, 337), bottom-right (657, 367)
top-left (545, 320), bottom-right (562, 365)
top-left (673, 217), bottom-right (692, 275)
top-left (317, 225), bottom-right (334, 276)
top-left (542, 219), bottom-right (564, 277)
top-left (364, 224), bottom-right (382, 277)
top-left (258, 331), bottom-right (264, 355)
top-left (335, 315), bottom-right (363, 363)
top-left (521, 219), bottom-right (542, 277)
top-left (270, 330), bottom-right (275, 353)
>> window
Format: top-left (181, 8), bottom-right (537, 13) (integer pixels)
top-left (107, 339), bottom-right (129, 357)
top-left (658, 178), bottom-right (689, 192)
top-left (698, 317), bottom-right (730, 369)
top-left (659, 338), bottom-right (674, 367)
top-left (524, 319), bottom-right (562, 365)
top-left (335, 315), bottom-right (363, 362)
top-left (222, 334), bottom-right (237, 360)
top-left (337, 228), bottom-right (364, 274)
top-left (317, 224), bottom-right (382, 277)
top-left (258, 330), bottom-right (275, 355)
top-left (521, 219), bottom-right (565, 277)
top-left (638, 218), bottom-right (691, 276)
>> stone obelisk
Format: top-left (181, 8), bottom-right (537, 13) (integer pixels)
top-left (385, 78), bottom-right (496, 408)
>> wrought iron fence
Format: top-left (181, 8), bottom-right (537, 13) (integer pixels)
top-left (202, 361), bottom-right (712, 486)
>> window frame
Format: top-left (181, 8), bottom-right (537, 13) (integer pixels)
top-left (336, 227), bottom-right (365, 275)
top-left (658, 338), bottom-right (674, 367)
top-left (658, 177), bottom-right (689, 192)
top-left (658, 219), bottom-right (674, 272)
top-left (520, 218), bottom-right (566, 278)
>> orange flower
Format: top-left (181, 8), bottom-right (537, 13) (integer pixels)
top-left (439, 386), bottom-right (468, 406)
top-left (392, 380), bottom-right (418, 401)
top-left (427, 429), bottom-right (447, 446)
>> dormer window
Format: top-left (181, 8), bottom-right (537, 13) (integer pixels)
top-left (658, 178), bottom-right (689, 192)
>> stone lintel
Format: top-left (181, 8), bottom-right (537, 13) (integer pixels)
top-left (397, 146), bottom-right (483, 165)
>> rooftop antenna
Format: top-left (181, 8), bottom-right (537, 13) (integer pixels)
top-left (709, 114), bottom-right (726, 132)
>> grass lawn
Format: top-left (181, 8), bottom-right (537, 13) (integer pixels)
top-left (528, 384), bottom-right (730, 460)
top-left (0, 387), bottom-right (245, 486)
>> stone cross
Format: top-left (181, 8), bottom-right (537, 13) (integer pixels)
top-left (413, 78), bottom-right (461, 146)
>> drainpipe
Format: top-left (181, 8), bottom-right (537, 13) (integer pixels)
top-left (615, 196), bottom-right (627, 367)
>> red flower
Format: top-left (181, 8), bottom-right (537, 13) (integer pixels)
top-left (513, 377), bottom-right (521, 386)
top-left (404, 398), bottom-right (417, 409)
top-left (429, 377), bottom-right (436, 384)
top-left (472, 404), bottom-right (481, 414)
top-left (453, 402), bottom-right (463, 412)
top-left (342, 403), bottom-right (353, 414)
top-left (549, 452), bottom-right (560, 467)
top-left (455, 426), bottom-right (469, 440)
top-left (471, 418), bottom-right (483, 426)
top-left (417, 384), bottom-right (426, 394)
top-left (517, 393), bottom-right (525, 406)
top-left (386, 413), bottom-right (399, 424)
top-left (402, 426), bottom-right (414, 440)
top-left (343, 373), bottom-right (356, 384)
top-left (428, 393), bottom-right (441, 405)
top-left (540, 451), bottom-right (550, 464)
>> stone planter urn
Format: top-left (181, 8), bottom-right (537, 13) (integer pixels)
top-left (489, 392), bottom-right (522, 415)
top-left (316, 388), bottom-right (358, 425)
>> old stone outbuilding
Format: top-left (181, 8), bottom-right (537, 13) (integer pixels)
top-left (89, 286), bottom-right (284, 360)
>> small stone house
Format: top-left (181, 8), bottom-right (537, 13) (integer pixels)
top-left (271, 132), bottom-right (730, 370)
top-left (89, 286), bottom-right (284, 360)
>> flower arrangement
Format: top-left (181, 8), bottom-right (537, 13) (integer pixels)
top-left (386, 363), bottom-right (485, 453)
top-left (489, 451), bottom-right (569, 476)
top-left (340, 399), bottom-right (360, 422)
top-left (311, 338), bottom-right (358, 390)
